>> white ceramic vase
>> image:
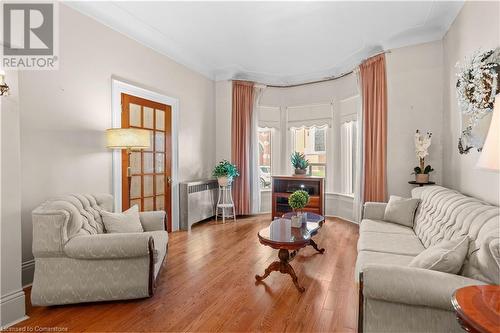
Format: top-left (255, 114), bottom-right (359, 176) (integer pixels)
top-left (217, 176), bottom-right (233, 187)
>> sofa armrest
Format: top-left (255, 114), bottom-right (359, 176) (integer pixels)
top-left (362, 202), bottom-right (387, 220)
top-left (32, 209), bottom-right (69, 257)
top-left (139, 211), bottom-right (166, 231)
top-left (361, 264), bottom-right (487, 311)
top-left (64, 233), bottom-right (154, 259)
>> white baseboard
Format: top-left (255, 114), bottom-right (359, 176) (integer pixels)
top-left (0, 289), bottom-right (28, 329)
top-left (21, 259), bottom-right (35, 288)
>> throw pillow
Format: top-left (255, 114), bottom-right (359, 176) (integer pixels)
top-left (409, 237), bottom-right (469, 274)
top-left (383, 195), bottom-right (420, 227)
top-left (101, 205), bottom-right (144, 233)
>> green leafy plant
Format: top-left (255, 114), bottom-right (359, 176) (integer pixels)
top-left (288, 190), bottom-right (310, 211)
top-left (290, 152), bottom-right (309, 170)
top-left (212, 160), bottom-right (240, 178)
top-left (413, 165), bottom-right (434, 175)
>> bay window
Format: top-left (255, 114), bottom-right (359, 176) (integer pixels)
top-left (291, 125), bottom-right (328, 177)
top-left (340, 120), bottom-right (357, 195)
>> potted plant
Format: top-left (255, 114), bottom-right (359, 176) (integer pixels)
top-left (413, 130), bottom-right (434, 183)
top-left (288, 190), bottom-right (310, 227)
top-left (212, 160), bottom-right (239, 186)
top-left (291, 152), bottom-right (309, 175)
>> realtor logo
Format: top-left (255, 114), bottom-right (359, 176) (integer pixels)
top-left (2, 2), bottom-right (58, 69)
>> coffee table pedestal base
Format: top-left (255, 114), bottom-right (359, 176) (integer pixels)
top-left (255, 249), bottom-right (305, 293)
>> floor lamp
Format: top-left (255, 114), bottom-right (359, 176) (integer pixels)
top-left (476, 93), bottom-right (500, 172)
top-left (106, 128), bottom-right (151, 207)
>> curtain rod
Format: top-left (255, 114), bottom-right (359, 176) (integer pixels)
top-left (266, 71), bottom-right (353, 88)
top-left (263, 50), bottom-right (391, 89)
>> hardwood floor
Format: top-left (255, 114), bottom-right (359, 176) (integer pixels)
top-left (14, 215), bottom-right (360, 332)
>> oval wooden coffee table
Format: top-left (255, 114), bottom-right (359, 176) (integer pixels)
top-left (255, 212), bottom-right (325, 293)
top-left (452, 285), bottom-right (500, 333)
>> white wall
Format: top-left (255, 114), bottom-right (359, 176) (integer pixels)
top-left (215, 80), bottom-right (232, 162)
top-left (442, 1), bottom-right (500, 205)
top-left (1, 70), bottom-right (27, 328)
top-left (19, 4), bottom-right (215, 284)
top-left (386, 41), bottom-right (444, 198)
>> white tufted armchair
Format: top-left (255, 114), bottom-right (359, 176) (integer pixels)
top-left (31, 194), bottom-right (168, 306)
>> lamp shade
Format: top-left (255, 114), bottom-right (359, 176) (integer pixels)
top-left (106, 128), bottom-right (150, 150)
top-left (476, 94), bottom-right (500, 171)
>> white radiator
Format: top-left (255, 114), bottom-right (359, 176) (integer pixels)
top-left (179, 179), bottom-right (218, 230)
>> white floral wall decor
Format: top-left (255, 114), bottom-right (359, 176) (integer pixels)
top-left (456, 48), bottom-right (500, 154)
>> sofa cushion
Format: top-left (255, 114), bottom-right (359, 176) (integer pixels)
top-left (412, 186), bottom-right (500, 284)
top-left (409, 237), bottom-right (469, 274)
top-left (358, 232), bottom-right (425, 256)
top-left (384, 195), bottom-right (420, 227)
top-left (355, 250), bottom-right (415, 279)
top-left (101, 205), bottom-right (144, 234)
top-left (360, 219), bottom-right (414, 235)
top-left (461, 216), bottom-right (500, 284)
top-left (34, 194), bottom-right (113, 242)
top-left (413, 186), bottom-right (499, 247)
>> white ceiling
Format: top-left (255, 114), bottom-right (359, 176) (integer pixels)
top-left (67, 1), bottom-right (464, 85)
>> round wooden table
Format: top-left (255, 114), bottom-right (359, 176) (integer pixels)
top-left (255, 212), bottom-right (325, 292)
top-left (452, 285), bottom-right (500, 333)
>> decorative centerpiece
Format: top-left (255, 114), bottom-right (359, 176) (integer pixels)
top-left (288, 190), bottom-right (309, 228)
top-left (291, 152), bottom-right (309, 175)
top-left (413, 130), bottom-right (434, 183)
top-left (212, 160), bottom-right (239, 186)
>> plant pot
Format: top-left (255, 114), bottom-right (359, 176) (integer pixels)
top-left (294, 168), bottom-right (307, 175)
top-left (217, 176), bottom-right (232, 187)
top-left (415, 174), bottom-right (429, 183)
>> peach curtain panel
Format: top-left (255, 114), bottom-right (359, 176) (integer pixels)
top-left (232, 80), bottom-right (254, 215)
top-left (360, 54), bottom-right (387, 202)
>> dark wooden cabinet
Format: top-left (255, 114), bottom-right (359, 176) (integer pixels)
top-left (271, 175), bottom-right (325, 219)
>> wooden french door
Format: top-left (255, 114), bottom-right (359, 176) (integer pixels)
top-left (121, 93), bottom-right (172, 232)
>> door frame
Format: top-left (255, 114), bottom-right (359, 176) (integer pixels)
top-left (111, 78), bottom-right (180, 231)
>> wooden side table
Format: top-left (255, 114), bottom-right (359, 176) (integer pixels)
top-left (452, 285), bottom-right (500, 333)
top-left (408, 181), bottom-right (436, 187)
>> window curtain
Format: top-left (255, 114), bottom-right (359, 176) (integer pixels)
top-left (250, 85), bottom-right (266, 214)
top-left (353, 70), bottom-right (364, 222)
top-left (232, 80), bottom-right (254, 215)
top-left (359, 54), bottom-right (387, 203)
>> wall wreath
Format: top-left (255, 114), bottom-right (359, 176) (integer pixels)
top-left (456, 48), bottom-right (500, 154)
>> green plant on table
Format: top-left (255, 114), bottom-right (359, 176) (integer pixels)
top-left (290, 152), bottom-right (309, 170)
top-left (212, 160), bottom-right (240, 178)
top-left (288, 190), bottom-right (310, 211)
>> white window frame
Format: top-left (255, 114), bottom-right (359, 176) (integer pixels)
top-left (340, 120), bottom-right (357, 195)
top-left (257, 127), bottom-right (273, 190)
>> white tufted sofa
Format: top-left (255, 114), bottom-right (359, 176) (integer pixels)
top-left (356, 186), bottom-right (499, 333)
top-left (31, 194), bottom-right (168, 306)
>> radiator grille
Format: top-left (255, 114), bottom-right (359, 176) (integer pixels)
top-left (188, 182), bottom-right (218, 194)
top-left (180, 179), bottom-right (218, 230)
